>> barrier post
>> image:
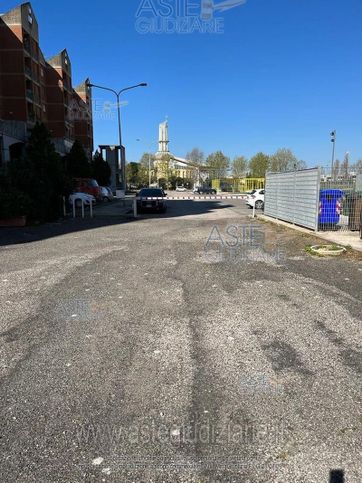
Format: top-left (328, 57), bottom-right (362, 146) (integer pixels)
top-left (133, 198), bottom-right (138, 218)
top-left (72, 199), bottom-right (76, 218)
top-left (81, 200), bottom-right (85, 219)
top-left (90, 201), bottom-right (93, 218)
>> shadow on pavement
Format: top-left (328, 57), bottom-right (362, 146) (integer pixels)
top-left (0, 199), bottom-right (238, 247)
top-left (329, 469), bottom-right (344, 482)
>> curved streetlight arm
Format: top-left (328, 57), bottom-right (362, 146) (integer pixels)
top-left (118, 83), bottom-right (147, 96)
top-left (87, 82), bottom-right (118, 98)
top-left (87, 81), bottom-right (148, 191)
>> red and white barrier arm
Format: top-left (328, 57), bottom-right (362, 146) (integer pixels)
top-left (136, 195), bottom-right (247, 201)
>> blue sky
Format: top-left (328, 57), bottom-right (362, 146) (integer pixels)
top-left (3, 0), bottom-right (362, 165)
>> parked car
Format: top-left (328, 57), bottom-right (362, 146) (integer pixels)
top-left (73, 178), bottom-right (102, 201)
top-left (69, 192), bottom-right (96, 208)
top-left (246, 189), bottom-right (265, 210)
top-left (176, 186), bottom-right (187, 192)
top-left (100, 186), bottom-right (114, 202)
top-left (137, 188), bottom-right (167, 213)
top-left (193, 186), bottom-right (217, 195)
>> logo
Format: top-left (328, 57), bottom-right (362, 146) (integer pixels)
top-left (135, 0), bottom-right (247, 35)
top-left (200, 0), bottom-right (247, 20)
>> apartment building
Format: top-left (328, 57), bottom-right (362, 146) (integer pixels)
top-left (0, 2), bottom-right (93, 166)
top-left (73, 79), bottom-right (93, 159)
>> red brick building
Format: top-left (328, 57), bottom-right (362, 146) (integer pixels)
top-left (0, 2), bottom-right (93, 166)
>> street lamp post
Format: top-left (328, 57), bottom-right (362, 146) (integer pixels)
top-left (87, 81), bottom-right (147, 191)
top-left (330, 130), bottom-right (336, 179)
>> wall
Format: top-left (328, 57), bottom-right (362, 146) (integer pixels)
top-left (264, 168), bottom-right (320, 231)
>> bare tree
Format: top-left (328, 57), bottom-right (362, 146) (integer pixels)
top-left (341, 152), bottom-right (350, 178)
top-left (332, 159), bottom-right (340, 179)
top-left (186, 148), bottom-right (205, 166)
top-left (352, 159), bottom-right (362, 174)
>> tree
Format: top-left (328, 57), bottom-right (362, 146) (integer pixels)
top-left (341, 152), bottom-right (350, 178)
top-left (91, 150), bottom-right (111, 186)
top-left (270, 148), bottom-right (299, 172)
top-left (9, 122), bottom-right (67, 221)
top-left (139, 152), bottom-right (155, 168)
top-left (232, 156), bottom-right (248, 178)
top-left (65, 140), bottom-right (91, 178)
top-left (126, 162), bottom-right (140, 186)
top-left (352, 159), bottom-right (362, 175)
top-left (186, 148), bottom-right (204, 166)
top-left (205, 151), bottom-right (230, 179)
top-left (332, 159), bottom-right (340, 179)
top-left (249, 152), bottom-right (270, 177)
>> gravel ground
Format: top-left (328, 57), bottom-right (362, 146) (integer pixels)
top-left (0, 199), bottom-right (361, 482)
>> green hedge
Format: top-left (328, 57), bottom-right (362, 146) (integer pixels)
top-left (0, 189), bottom-right (33, 219)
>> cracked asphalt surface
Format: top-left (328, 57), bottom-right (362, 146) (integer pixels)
top-left (0, 198), bottom-right (361, 482)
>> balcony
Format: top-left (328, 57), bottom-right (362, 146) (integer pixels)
top-left (24, 65), bottom-right (32, 78)
top-left (23, 39), bottom-right (38, 61)
top-left (26, 89), bottom-right (34, 102)
top-left (23, 40), bottom-right (32, 56)
top-left (24, 66), bottom-right (39, 83)
top-left (0, 120), bottom-right (27, 141)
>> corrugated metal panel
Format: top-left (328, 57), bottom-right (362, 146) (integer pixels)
top-left (264, 168), bottom-right (320, 230)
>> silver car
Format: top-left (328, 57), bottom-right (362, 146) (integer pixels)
top-left (100, 186), bottom-right (114, 202)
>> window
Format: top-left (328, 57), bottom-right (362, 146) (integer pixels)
top-left (0, 136), bottom-right (4, 167)
top-left (28, 7), bottom-right (33, 25)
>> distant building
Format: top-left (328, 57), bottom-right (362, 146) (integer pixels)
top-left (0, 2), bottom-right (93, 166)
top-left (153, 119), bottom-right (198, 184)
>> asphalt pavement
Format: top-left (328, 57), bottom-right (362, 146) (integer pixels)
top-left (0, 195), bottom-right (361, 482)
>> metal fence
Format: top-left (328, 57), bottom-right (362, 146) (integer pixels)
top-left (318, 175), bottom-right (362, 232)
top-left (264, 168), bottom-right (320, 230)
top-left (264, 169), bottom-right (362, 234)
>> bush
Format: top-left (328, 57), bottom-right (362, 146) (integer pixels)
top-left (0, 189), bottom-right (33, 219)
top-left (8, 123), bottom-right (69, 222)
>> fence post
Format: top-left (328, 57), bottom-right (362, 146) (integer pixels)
top-left (315, 168), bottom-right (321, 232)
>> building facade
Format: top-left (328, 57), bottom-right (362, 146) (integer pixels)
top-left (0, 2), bottom-right (93, 167)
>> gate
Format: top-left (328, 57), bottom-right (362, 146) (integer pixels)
top-left (264, 168), bottom-right (320, 231)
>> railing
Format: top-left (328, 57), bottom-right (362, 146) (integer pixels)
top-left (26, 89), bottom-right (34, 101)
top-left (24, 65), bottom-right (32, 78)
top-left (0, 120), bottom-right (27, 141)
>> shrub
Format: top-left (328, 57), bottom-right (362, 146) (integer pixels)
top-left (0, 189), bottom-right (33, 219)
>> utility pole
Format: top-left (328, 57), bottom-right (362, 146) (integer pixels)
top-left (330, 130), bottom-right (336, 179)
top-left (148, 152), bottom-right (151, 187)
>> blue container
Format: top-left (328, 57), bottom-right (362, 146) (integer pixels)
top-left (319, 189), bottom-right (344, 226)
